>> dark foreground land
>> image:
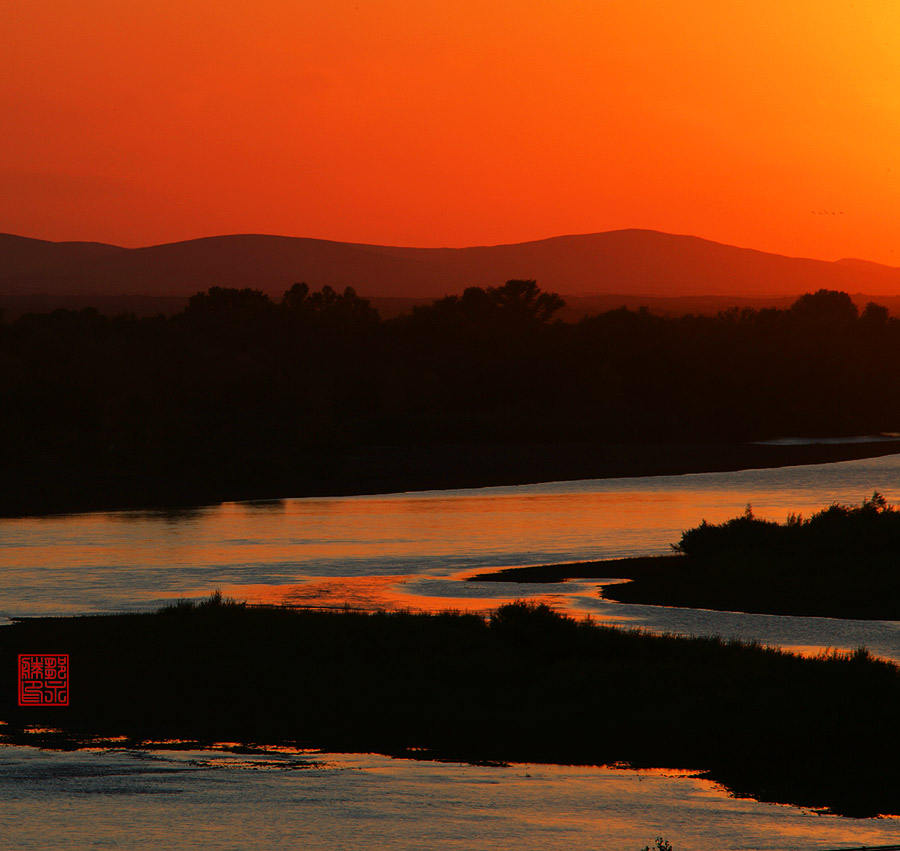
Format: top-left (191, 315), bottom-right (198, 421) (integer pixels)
top-left (473, 494), bottom-right (900, 621)
top-left (2, 598), bottom-right (899, 818)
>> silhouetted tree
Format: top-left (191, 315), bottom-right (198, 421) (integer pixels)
top-left (183, 286), bottom-right (274, 319)
top-left (281, 281), bottom-right (311, 311)
top-left (281, 282), bottom-right (379, 326)
top-left (789, 289), bottom-right (858, 322)
top-left (178, 287), bottom-right (276, 347)
top-left (861, 300), bottom-right (890, 324)
top-left (415, 280), bottom-right (564, 326)
top-left (485, 279), bottom-right (566, 323)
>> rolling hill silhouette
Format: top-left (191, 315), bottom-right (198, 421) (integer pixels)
top-left (2, 229), bottom-right (900, 306)
top-left (0, 233), bottom-right (125, 277)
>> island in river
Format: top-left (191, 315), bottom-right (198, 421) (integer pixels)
top-left (470, 493), bottom-right (900, 621)
top-left (3, 596), bottom-right (899, 820)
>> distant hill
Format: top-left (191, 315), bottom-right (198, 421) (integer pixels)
top-left (0, 233), bottom-right (125, 277)
top-left (3, 229), bottom-right (900, 310)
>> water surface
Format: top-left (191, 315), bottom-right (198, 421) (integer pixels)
top-left (2, 744), bottom-right (898, 851)
top-left (4, 453), bottom-right (900, 657)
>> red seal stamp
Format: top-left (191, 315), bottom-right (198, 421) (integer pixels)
top-left (18, 654), bottom-right (69, 706)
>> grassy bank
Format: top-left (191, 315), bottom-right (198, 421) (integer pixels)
top-left (2, 597), bottom-right (899, 817)
top-left (473, 494), bottom-right (900, 620)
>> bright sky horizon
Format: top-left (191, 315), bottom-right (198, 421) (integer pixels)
top-left (3, 1), bottom-right (900, 265)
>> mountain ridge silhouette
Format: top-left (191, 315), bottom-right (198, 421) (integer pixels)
top-left (2, 228), bottom-right (899, 299)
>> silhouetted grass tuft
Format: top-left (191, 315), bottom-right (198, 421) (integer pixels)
top-left (160, 589), bottom-right (247, 613)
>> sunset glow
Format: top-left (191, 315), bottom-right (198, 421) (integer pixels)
top-left (3, 1), bottom-right (900, 263)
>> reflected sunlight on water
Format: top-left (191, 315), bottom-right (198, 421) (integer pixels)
top-left (2, 745), bottom-right (899, 851)
top-left (3, 453), bottom-right (900, 658)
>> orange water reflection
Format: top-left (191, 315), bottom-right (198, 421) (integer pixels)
top-left (777, 644), bottom-right (858, 659)
top-left (165, 574), bottom-right (579, 616)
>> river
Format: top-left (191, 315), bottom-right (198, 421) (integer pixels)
top-left (4, 452), bottom-right (900, 657)
top-left (4, 453), bottom-right (900, 849)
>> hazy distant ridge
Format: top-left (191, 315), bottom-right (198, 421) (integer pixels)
top-left (2, 229), bottom-right (899, 299)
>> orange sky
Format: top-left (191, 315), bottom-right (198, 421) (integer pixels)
top-left (2, 1), bottom-right (900, 264)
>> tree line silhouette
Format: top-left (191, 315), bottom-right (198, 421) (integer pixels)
top-left (2, 281), bottom-right (898, 513)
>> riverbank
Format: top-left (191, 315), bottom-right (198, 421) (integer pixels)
top-left (471, 553), bottom-right (900, 620)
top-left (4, 438), bottom-right (900, 518)
top-left (3, 598), bottom-right (900, 818)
